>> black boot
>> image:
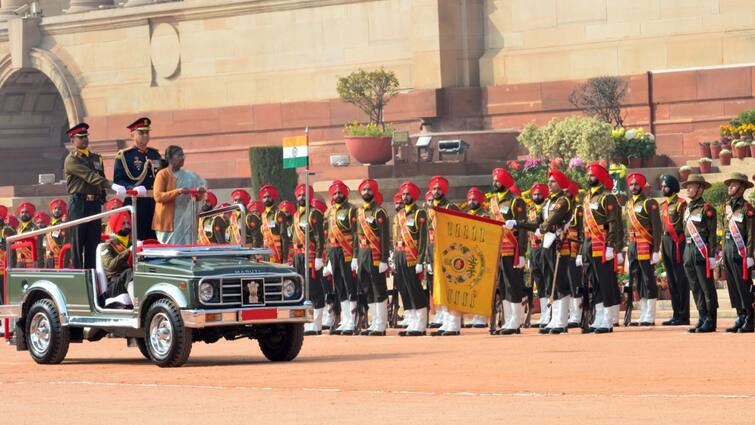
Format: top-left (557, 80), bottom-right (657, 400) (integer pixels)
top-left (738, 308), bottom-right (754, 333)
top-left (725, 309), bottom-right (745, 333)
top-left (698, 311), bottom-right (717, 333)
top-left (688, 314), bottom-right (705, 333)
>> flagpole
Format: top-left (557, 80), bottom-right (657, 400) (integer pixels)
top-left (304, 126), bottom-right (310, 304)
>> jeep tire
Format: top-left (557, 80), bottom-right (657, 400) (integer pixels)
top-left (135, 338), bottom-right (151, 360)
top-left (258, 323), bottom-right (304, 362)
top-left (26, 299), bottom-right (70, 364)
top-left (143, 299), bottom-right (192, 367)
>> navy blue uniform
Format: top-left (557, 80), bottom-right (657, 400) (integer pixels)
top-left (113, 146), bottom-right (162, 240)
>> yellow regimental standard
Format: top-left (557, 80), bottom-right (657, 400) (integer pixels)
top-left (432, 208), bottom-right (503, 316)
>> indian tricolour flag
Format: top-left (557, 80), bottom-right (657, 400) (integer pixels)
top-left (282, 135), bottom-right (308, 169)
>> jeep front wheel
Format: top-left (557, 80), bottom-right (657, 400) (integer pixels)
top-left (144, 299), bottom-right (192, 367)
top-left (258, 323), bottom-right (304, 362)
top-left (26, 299), bottom-right (70, 364)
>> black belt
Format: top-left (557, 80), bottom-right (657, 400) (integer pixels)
top-left (71, 193), bottom-right (102, 202)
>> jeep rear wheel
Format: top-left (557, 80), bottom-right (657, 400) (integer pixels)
top-left (258, 324), bottom-right (304, 362)
top-left (26, 299), bottom-right (70, 364)
top-left (143, 299), bottom-right (192, 367)
top-left (135, 338), bottom-right (151, 360)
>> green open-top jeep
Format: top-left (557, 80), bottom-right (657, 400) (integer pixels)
top-left (0, 205), bottom-right (312, 367)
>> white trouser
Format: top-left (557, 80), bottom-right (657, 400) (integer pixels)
top-left (366, 303), bottom-right (378, 331)
top-left (409, 308), bottom-right (428, 332)
top-left (546, 296), bottom-right (571, 329)
top-left (336, 301), bottom-right (350, 331)
top-left (471, 315), bottom-right (487, 325)
top-left (430, 306), bottom-right (445, 325)
top-left (502, 300), bottom-right (513, 329)
top-left (603, 305), bottom-right (619, 329)
top-left (538, 298), bottom-right (551, 325)
top-left (322, 307), bottom-right (334, 328)
top-left (640, 298), bottom-right (657, 323)
top-left (305, 308), bottom-right (324, 332)
top-left (591, 303), bottom-right (605, 329)
top-left (372, 300), bottom-right (388, 332)
top-left (504, 301), bottom-right (525, 330)
top-left (568, 297), bottom-right (582, 324)
top-left (445, 311), bottom-right (461, 332)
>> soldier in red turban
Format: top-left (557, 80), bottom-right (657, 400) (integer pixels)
top-left (258, 185), bottom-right (289, 264)
top-left (101, 211), bottom-right (134, 308)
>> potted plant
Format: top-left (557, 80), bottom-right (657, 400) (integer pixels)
top-left (719, 149), bottom-right (732, 166)
top-left (734, 141), bottom-right (749, 159)
top-left (710, 141), bottom-right (722, 159)
top-left (698, 157), bottom-right (713, 173)
top-left (337, 67), bottom-right (400, 165)
top-left (720, 125), bottom-right (732, 143)
top-left (698, 142), bottom-right (711, 158)
top-left (678, 165), bottom-right (692, 182)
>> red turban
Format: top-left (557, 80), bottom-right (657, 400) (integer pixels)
top-left (393, 192), bottom-right (403, 204)
top-left (358, 179), bottom-right (379, 194)
top-left (34, 212), bottom-right (50, 227)
top-left (205, 192), bottom-right (218, 208)
top-left (258, 184), bottom-right (278, 201)
top-left (246, 201), bottom-right (264, 215)
top-left (49, 199), bottom-right (67, 216)
top-left (492, 168), bottom-right (514, 188)
top-left (567, 181), bottom-right (580, 197)
top-left (424, 190), bottom-right (433, 203)
top-left (7, 216), bottom-right (18, 229)
top-left (231, 189), bottom-right (251, 205)
top-left (374, 192), bottom-right (383, 206)
top-left (17, 202), bottom-right (35, 216)
top-left (626, 173), bottom-right (647, 188)
top-left (587, 163), bottom-right (613, 190)
top-left (105, 198), bottom-right (123, 211)
top-left (295, 184), bottom-right (314, 200)
top-left (529, 183), bottom-right (549, 198)
top-left (400, 181), bottom-right (420, 202)
top-left (109, 211), bottom-right (131, 234)
top-left (278, 201), bottom-right (295, 216)
top-left (467, 187), bottom-right (485, 204)
top-left (510, 184), bottom-right (521, 196)
top-left (547, 168), bottom-right (570, 190)
top-left (428, 176), bottom-right (449, 195)
top-left (329, 180), bottom-right (350, 198)
top-left (313, 199), bottom-right (328, 213)
top-left (0, 205), bottom-right (7, 220)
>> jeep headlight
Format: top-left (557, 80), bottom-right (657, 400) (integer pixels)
top-left (199, 282), bottom-right (215, 303)
top-left (282, 279), bottom-right (297, 299)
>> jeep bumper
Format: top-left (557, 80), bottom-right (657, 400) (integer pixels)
top-left (180, 305), bottom-right (313, 328)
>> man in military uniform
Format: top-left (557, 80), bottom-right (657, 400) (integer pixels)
top-left (258, 185), bottom-right (289, 264)
top-left (659, 175), bottom-right (690, 326)
top-left (17, 203), bottom-right (44, 269)
top-left (393, 181), bottom-right (428, 336)
top-left (580, 163), bottom-right (624, 334)
top-left (566, 181), bottom-right (585, 328)
top-left (391, 192), bottom-right (412, 329)
top-left (425, 176), bottom-right (463, 336)
top-left (43, 199), bottom-right (70, 269)
top-left (464, 186), bottom-right (490, 328)
top-left (512, 169), bottom-right (573, 334)
top-left (522, 183), bottom-right (550, 328)
top-left (101, 211), bottom-right (134, 308)
top-left (324, 181), bottom-right (359, 335)
top-left (113, 117), bottom-right (162, 241)
top-left (722, 173), bottom-right (755, 333)
top-left (682, 175), bottom-right (718, 333)
top-left (0, 206), bottom-right (17, 310)
top-left (246, 200), bottom-right (264, 248)
top-left (231, 189), bottom-right (261, 247)
top-left (354, 179), bottom-right (391, 336)
top-left (290, 184), bottom-right (326, 335)
top-left (489, 168), bottom-right (527, 335)
top-left (625, 173), bottom-right (662, 326)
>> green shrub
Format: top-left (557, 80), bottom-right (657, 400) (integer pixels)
top-left (248, 146), bottom-right (298, 202)
top-left (517, 116), bottom-right (615, 162)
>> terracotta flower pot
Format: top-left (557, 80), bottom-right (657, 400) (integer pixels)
top-left (734, 145), bottom-right (748, 159)
top-left (628, 156), bottom-right (642, 168)
top-left (719, 152), bottom-right (731, 166)
top-left (698, 144), bottom-right (711, 158)
top-left (750, 144), bottom-right (755, 157)
top-left (710, 144), bottom-right (722, 159)
top-left (679, 168), bottom-right (692, 182)
top-left (344, 136), bottom-right (393, 165)
top-left (698, 160), bottom-right (712, 173)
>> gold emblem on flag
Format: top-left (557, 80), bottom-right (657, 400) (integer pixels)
top-left (441, 242), bottom-right (484, 288)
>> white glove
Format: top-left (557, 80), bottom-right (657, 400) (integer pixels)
top-left (747, 257), bottom-right (754, 268)
top-left (651, 252), bottom-right (660, 265)
top-left (111, 184), bottom-right (126, 196)
top-left (617, 253), bottom-right (624, 265)
top-left (427, 263), bottom-right (433, 274)
top-left (315, 258), bottom-right (324, 271)
top-left (322, 264), bottom-right (332, 277)
top-left (134, 185), bottom-right (147, 196)
top-left (378, 262), bottom-right (388, 274)
top-left (575, 255), bottom-right (583, 267)
top-left (708, 257), bottom-right (716, 269)
top-left (415, 263), bottom-right (424, 274)
top-left (514, 256), bottom-right (525, 269)
top-left (351, 258), bottom-right (358, 272)
top-left (535, 228), bottom-right (542, 238)
top-left (504, 219), bottom-right (517, 230)
top-left (605, 247), bottom-right (615, 261)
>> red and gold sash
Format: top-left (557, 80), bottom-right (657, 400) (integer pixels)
top-left (357, 208), bottom-right (383, 266)
top-left (627, 199), bottom-right (653, 261)
top-left (661, 200), bottom-right (684, 262)
top-left (490, 197), bottom-right (518, 258)
top-left (725, 204), bottom-right (749, 279)
top-left (328, 207), bottom-right (354, 261)
top-left (395, 210), bottom-right (418, 266)
top-left (261, 212), bottom-right (283, 263)
top-left (528, 206), bottom-right (542, 249)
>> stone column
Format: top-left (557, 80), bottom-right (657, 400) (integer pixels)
top-left (66, 0), bottom-right (113, 14)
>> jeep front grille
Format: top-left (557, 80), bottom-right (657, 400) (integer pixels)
top-left (199, 275), bottom-right (302, 306)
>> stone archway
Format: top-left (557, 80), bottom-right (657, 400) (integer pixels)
top-left (0, 49), bottom-right (84, 185)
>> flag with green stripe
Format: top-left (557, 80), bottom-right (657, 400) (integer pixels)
top-left (282, 135), bottom-right (308, 169)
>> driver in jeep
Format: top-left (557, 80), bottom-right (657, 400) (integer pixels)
top-left (101, 211), bottom-right (134, 308)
